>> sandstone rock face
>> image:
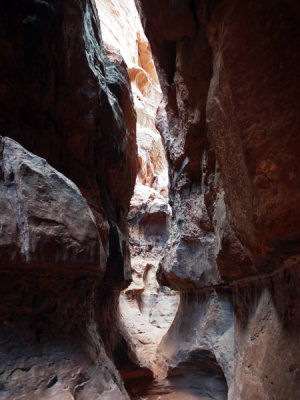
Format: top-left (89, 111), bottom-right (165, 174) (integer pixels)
top-left (205, 1), bottom-right (300, 266)
top-left (96, 1), bottom-right (181, 394)
top-left (0, 137), bottom-right (129, 399)
top-left (118, 183), bottom-right (179, 376)
top-left (135, 0), bottom-right (300, 398)
top-left (157, 291), bottom-right (234, 384)
top-left (96, 0), bottom-right (165, 190)
top-left (0, 0), bottom-right (138, 398)
top-left (0, 0), bottom-right (137, 263)
top-left (1, 0), bottom-right (299, 399)
top-left (0, 136), bottom-right (101, 268)
top-left (232, 271), bottom-right (300, 399)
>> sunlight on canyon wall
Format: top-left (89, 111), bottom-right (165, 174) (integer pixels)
top-left (96, 0), bottom-right (180, 381)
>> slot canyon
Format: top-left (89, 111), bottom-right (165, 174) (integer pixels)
top-left (0, 0), bottom-right (299, 399)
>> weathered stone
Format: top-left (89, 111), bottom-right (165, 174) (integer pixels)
top-left (0, 136), bottom-right (101, 269)
top-left (1, 0), bottom-right (299, 398)
top-left (0, 0), bottom-right (139, 399)
top-left (135, 0), bottom-right (300, 398)
top-left (96, 2), bottom-right (180, 395)
top-left (205, 0), bottom-right (300, 267)
top-left (0, 137), bottom-right (131, 399)
top-left (0, 0), bottom-right (138, 268)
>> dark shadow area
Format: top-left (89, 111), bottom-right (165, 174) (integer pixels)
top-left (117, 347), bottom-right (228, 400)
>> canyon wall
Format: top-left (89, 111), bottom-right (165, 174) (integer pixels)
top-left (96, 2), bottom-right (181, 396)
top-left (0, 0), bottom-right (299, 399)
top-left (0, 0), bottom-right (138, 398)
top-left (135, 0), bottom-right (300, 399)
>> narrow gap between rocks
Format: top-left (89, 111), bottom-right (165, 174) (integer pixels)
top-left (95, 1), bottom-right (227, 399)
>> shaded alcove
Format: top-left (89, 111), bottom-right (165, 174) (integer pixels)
top-left (117, 349), bottom-right (227, 400)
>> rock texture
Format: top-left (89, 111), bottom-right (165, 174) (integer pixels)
top-left (0, 136), bottom-right (100, 268)
top-left (135, 0), bottom-right (300, 398)
top-left (0, 136), bottom-right (130, 399)
top-left (0, 0), bottom-right (137, 249)
top-left (96, 1), bottom-right (181, 395)
top-left (96, 0), bottom-right (164, 190)
top-left (119, 184), bottom-right (179, 376)
top-left (1, 0), bottom-right (299, 399)
top-left (0, 0), bottom-right (138, 398)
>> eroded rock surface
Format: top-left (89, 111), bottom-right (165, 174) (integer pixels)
top-left (96, 0), bottom-right (180, 391)
top-left (1, 0), bottom-right (299, 399)
top-left (0, 136), bottom-right (100, 268)
top-left (119, 183), bottom-right (179, 375)
top-left (135, 0), bottom-right (300, 398)
top-left (0, 0), bottom-right (137, 257)
top-left (0, 0), bottom-right (138, 398)
top-left (0, 137), bottom-right (130, 399)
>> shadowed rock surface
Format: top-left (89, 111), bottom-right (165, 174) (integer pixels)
top-left (0, 0), bottom-right (299, 399)
top-left (135, 0), bottom-right (300, 398)
top-left (0, 136), bottom-right (100, 267)
top-left (0, 136), bottom-right (131, 399)
top-left (0, 0), bottom-right (138, 398)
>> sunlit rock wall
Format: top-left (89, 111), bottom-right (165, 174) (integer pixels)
top-left (96, 0), bottom-right (165, 188)
top-left (96, 0), bottom-right (180, 385)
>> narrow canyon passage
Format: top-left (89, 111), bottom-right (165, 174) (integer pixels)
top-left (0, 1), bottom-right (298, 400)
top-left (96, 1), bottom-right (228, 399)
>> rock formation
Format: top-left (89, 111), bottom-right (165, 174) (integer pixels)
top-left (0, 0), bottom-right (299, 399)
top-left (96, 0), bottom-right (181, 393)
top-left (0, 0), bottom-right (137, 398)
top-left (134, 0), bottom-right (300, 399)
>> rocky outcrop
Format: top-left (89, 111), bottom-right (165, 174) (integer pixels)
top-left (0, 136), bottom-right (130, 399)
top-left (0, 0), bottom-right (137, 244)
top-left (0, 136), bottom-right (100, 267)
top-left (0, 0), bottom-right (138, 398)
top-left (135, 0), bottom-right (300, 398)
